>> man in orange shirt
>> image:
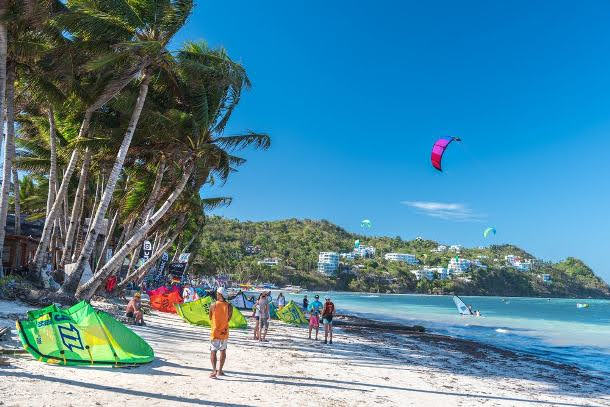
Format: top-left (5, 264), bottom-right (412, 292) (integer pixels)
top-left (209, 287), bottom-right (233, 378)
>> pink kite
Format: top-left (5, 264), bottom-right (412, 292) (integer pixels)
top-left (431, 136), bottom-right (460, 171)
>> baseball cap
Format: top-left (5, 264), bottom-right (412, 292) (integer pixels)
top-left (325, 296), bottom-right (331, 300)
top-left (314, 294), bottom-right (319, 299)
top-left (217, 287), bottom-right (228, 299)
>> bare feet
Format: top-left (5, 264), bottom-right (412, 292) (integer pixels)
top-left (217, 370), bottom-right (225, 376)
top-left (209, 371), bottom-right (217, 379)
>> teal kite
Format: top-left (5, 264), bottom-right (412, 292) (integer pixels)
top-left (483, 227), bottom-right (496, 238)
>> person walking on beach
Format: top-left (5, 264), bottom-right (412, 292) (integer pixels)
top-left (307, 295), bottom-right (323, 340)
top-left (277, 292), bottom-right (286, 309)
top-left (302, 295), bottom-right (309, 310)
top-left (322, 296), bottom-right (335, 344)
top-left (209, 287), bottom-right (233, 378)
top-left (258, 292), bottom-right (271, 342)
top-left (125, 292), bottom-right (144, 325)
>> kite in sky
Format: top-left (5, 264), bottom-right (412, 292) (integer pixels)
top-left (431, 136), bottom-right (461, 171)
top-left (483, 227), bottom-right (496, 238)
top-left (361, 219), bottom-right (372, 228)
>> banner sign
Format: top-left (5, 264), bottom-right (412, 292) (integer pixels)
top-left (178, 253), bottom-right (191, 264)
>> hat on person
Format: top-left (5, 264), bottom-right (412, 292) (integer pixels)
top-left (325, 296), bottom-right (331, 300)
top-left (314, 294), bottom-right (319, 299)
top-left (217, 287), bottom-right (228, 299)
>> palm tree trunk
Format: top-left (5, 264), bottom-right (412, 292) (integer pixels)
top-left (94, 210), bottom-right (118, 273)
top-left (60, 149), bottom-right (90, 269)
top-left (62, 74), bottom-right (151, 295)
top-left (76, 160), bottom-right (193, 300)
top-left (116, 227), bottom-right (182, 290)
top-left (45, 107), bottom-right (57, 216)
top-left (0, 63), bottom-right (15, 277)
top-left (12, 169), bottom-right (20, 235)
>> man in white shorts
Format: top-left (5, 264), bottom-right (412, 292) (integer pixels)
top-left (209, 287), bottom-right (233, 378)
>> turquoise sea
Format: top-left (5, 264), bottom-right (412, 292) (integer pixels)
top-left (283, 292), bottom-right (610, 376)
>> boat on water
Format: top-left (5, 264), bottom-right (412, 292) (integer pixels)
top-left (282, 285), bottom-right (303, 293)
top-left (453, 295), bottom-right (481, 316)
top-left (576, 303), bottom-right (590, 308)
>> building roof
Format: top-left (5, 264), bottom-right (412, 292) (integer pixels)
top-left (5, 214), bottom-right (43, 238)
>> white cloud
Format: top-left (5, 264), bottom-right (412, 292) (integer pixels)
top-left (401, 201), bottom-right (485, 222)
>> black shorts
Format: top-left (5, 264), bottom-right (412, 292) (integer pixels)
top-left (126, 311), bottom-right (135, 318)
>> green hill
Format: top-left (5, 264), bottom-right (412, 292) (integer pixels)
top-left (192, 217), bottom-right (610, 298)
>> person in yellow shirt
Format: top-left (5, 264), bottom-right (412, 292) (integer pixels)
top-left (209, 287), bottom-right (233, 378)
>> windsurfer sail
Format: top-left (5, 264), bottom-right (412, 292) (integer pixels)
top-left (453, 295), bottom-right (474, 316)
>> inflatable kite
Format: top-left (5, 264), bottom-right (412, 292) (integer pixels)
top-left (276, 300), bottom-right (308, 325)
top-left (150, 290), bottom-right (183, 313)
top-left (16, 301), bottom-right (154, 366)
top-left (360, 219), bottom-right (372, 229)
top-left (175, 297), bottom-right (247, 329)
top-left (230, 291), bottom-right (256, 310)
top-left (147, 285), bottom-right (180, 297)
top-left (431, 136), bottom-right (461, 172)
top-left (483, 227), bottom-right (496, 238)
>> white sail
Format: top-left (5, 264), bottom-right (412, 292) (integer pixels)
top-left (453, 295), bottom-right (473, 315)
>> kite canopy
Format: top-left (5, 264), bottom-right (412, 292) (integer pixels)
top-left (150, 290), bottom-right (183, 313)
top-left (147, 285), bottom-right (180, 297)
top-left (431, 136), bottom-right (460, 172)
top-left (229, 291), bottom-right (256, 310)
top-left (483, 227), bottom-right (496, 238)
top-left (175, 296), bottom-right (248, 329)
top-left (16, 301), bottom-right (154, 366)
top-left (360, 219), bottom-right (372, 228)
top-left (276, 300), bottom-right (307, 325)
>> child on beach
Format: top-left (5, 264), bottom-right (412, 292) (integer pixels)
top-left (307, 295), bottom-right (323, 340)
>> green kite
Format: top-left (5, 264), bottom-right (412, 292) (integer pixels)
top-left (276, 300), bottom-right (308, 325)
top-left (176, 296), bottom-right (248, 329)
top-left (16, 301), bottom-right (154, 366)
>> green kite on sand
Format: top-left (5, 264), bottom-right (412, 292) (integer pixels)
top-left (16, 301), bottom-right (154, 366)
top-left (276, 300), bottom-right (308, 325)
top-left (175, 296), bottom-right (248, 329)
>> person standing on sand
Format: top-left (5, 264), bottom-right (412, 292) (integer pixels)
top-left (209, 287), bottom-right (233, 378)
top-left (258, 292), bottom-right (271, 342)
top-left (307, 295), bottom-right (323, 340)
top-left (252, 293), bottom-right (262, 340)
top-left (303, 295), bottom-right (309, 310)
top-left (277, 292), bottom-right (286, 309)
top-left (321, 296), bottom-right (335, 345)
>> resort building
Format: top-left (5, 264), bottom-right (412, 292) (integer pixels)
top-left (449, 245), bottom-right (462, 252)
top-left (340, 252), bottom-right (357, 261)
top-left (354, 245), bottom-right (376, 258)
top-left (384, 253), bottom-right (419, 265)
top-left (245, 244), bottom-right (261, 255)
top-left (257, 257), bottom-right (280, 267)
top-left (411, 269), bottom-right (435, 281)
top-left (318, 252), bottom-right (339, 275)
top-left (505, 255), bottom-right (533, 271)
top-left (448, 257), bottom-right (472, 274)
top-left (473, 259), bottom-right (488, 270)
top-left (432, 245), bottom-right (447, 253)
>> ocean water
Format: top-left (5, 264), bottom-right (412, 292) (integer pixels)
top-left (283, 292), bottom-right (610, 375)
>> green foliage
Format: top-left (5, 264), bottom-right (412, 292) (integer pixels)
top-left (194, 217), bottom-right (610, 298)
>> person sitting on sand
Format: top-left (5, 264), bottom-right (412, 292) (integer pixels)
top-left (322, 295), bottom-right (335, 345)
top-left (307, 295), bottom-right (323, 340)
top-left (126, 292), bottom-right (144, 326)
top-left (209, 287), bottom-right (233, 379)
top-left (258, 292), bottom-right (271, 342)
top-left (277, 293), bottom-right (286, 309)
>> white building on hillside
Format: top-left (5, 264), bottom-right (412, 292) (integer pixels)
top-left (354, 245), bottom-right (376, 258)
top-left (411, 269), bottom-right (435, 281)
top-left (257, 258), bottom-right (280, 266)
top-left (505, 255), bottom-right (533, 271)
top-left (432, 245), bottom-right (447, 253)
top-left (318, 252), bottom-right (339, 275)
top-left (473, 259), bottom-right (488, 270)
top-left (384, 253), bottom-right (419, 265)
top-left (449, 245), bottom-right (463, 252)
top-left (340, 252), bottom-right (357, 261)
top-left (448, 257), bottom-right (471, 274)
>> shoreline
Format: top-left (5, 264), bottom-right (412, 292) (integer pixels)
top-left (1, 299), bottom-right (609, 405)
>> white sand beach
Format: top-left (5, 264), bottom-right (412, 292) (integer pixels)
top-left (0, 300), bottom-right (608, 407)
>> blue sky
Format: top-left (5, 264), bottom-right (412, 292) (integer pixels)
top-left (174, 1), bottom-right (610, 282)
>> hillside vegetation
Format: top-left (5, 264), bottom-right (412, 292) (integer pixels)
top-left (193, 217), bottom-right (610, 298)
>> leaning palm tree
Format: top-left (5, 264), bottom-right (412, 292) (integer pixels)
top-left (61, 0), bottom-right (195, 295)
